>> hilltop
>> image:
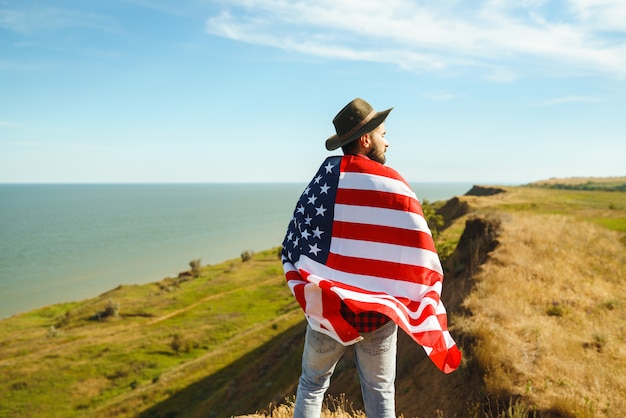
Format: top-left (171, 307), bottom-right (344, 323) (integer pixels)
top-left (1, 178), bottom-right (625, 417)
top-left (528, 176), bottom-right (626, 192)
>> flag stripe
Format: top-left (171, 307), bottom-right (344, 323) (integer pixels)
top-left (297, 255), bottom-right (441, 302)
top-left (336, 187), bottom-right (423, 215)
top-left (325, 252), bottom-right (442, 286)
top-left (334, 288), bottom-right (449, 334)
top-left (329, 237), bottom-right (443, 275)
top-left (340, 156), bottom-right (411, 185)
top-left (332, 220), bottom-right (436, 252)
top-left (338, 171), bottom-right (416, 199)
top-left (334, 204), bottom-right (431, 233)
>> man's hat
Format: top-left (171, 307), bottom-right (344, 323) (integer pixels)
top-left (325, 98), bottom-right (393, 151)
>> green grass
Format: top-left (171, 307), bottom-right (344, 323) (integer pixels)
top-left (486, 186), bottom-right (626, 233)
top-left (0, 248), bottom-right (302, 417)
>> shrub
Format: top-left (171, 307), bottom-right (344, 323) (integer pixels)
top-left (241, 250), bottom-right (254, 262)
top-left (422, 199), bottom-right (444, 240)
top-left (93, 299), bottom-right (120, 321)
top-left (189, 258), bottom-right (202, 278)
top-left (546, 300), bottom-right (565, 317)
top-left (170, 333), bottom-right (197, 355)
top-left (103, 299), bottom-right (120, 318)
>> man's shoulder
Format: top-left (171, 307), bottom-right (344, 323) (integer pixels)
top-left (342, 155), bottom-right (407, 183)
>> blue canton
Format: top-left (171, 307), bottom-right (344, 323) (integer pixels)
top-left (282, 156), bottom-right (342, 266)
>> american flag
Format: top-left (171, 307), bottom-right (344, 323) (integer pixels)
top-left (281, 155), bottom-right (462, 374)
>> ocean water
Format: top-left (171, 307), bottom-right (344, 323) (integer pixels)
top-left (0, 182), bottom-right (473, 319)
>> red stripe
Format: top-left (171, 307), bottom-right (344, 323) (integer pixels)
top-left (285, 269), bottom-right (303, 283)
top-left (335, 188), bottom-right (424, 215)
top-left (332, 221), bottom-right (436, 252)
top-left (437, 312), bottom-right (449, 330)
top-left (340, 155), bottom-right (409, 186)
top-left (286, 270), bottom-right (307, 309)
top-left (326, 253), bottom-right (442, 286)
top-left (342, 298), bottom-right (437, 329)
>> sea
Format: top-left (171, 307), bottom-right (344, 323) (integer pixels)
top-left (0, 182), bottom-right (474, 319)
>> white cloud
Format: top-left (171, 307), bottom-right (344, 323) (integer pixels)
top-left (568, 0), bottom-right (626, 31)
top-left (204, 0), bottom-right (626, 79)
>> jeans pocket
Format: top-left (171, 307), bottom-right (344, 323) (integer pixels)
top-left (308, 328), bottom-right (338, 354)
top-left (359, 322), bottom-right (397, 356)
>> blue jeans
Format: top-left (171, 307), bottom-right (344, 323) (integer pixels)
top-left (293, 321), bottom-right (398, 418)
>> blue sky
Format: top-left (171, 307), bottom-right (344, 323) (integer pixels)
top-left (1, 0), bottom-right (625, 184)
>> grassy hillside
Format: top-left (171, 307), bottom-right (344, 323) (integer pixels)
top-left (1, 179), bottom-right (625, 417)
top-left (0, 249), bottom-right (305, 417)
top-left (528, 176), bottom-right (626, 192)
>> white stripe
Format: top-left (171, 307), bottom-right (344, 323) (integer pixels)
top-left (335, 286), bottom-right (441, 323)
top-left (339, 171), bottom-right (417, 201)
top-left (298, 276), bottom-right (364, 346)
top-left (293, 257), bottom-right (453, 349)
top-left (282, 260), bottom-right (297, 274)
top-left (330, 237), bottom-right (443, 275)
top-left (308, 317), bottom-right (363, 346)
top-left (303, 282), bottom-right (324, 318)
top-left (334, 287), bottom-right (447, 335)
top-left (296, 256), bottom-right (442, 302)
top-left (334, 204), bottom-right (431, 233)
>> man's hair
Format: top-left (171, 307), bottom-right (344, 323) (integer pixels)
top-left (341, 137), bottom-right (362, 155)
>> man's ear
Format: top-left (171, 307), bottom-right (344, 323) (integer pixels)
top-left (359, 133), bottom-right (371, 148)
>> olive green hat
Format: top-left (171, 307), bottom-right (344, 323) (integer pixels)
top-left (325, 98), bottom-right (393, 151)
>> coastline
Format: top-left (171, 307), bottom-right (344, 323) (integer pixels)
top-left (0, 182), bottom-right (477, 320)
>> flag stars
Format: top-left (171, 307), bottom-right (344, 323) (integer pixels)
top-left (319, 183), bottom-right (330, 194)
top-left (314, 175), bottom-right (323, 184)
top-left (303, 186), bottom-right (311, 196)
top-left (300, 229), bottom-right (311, 240)
top-left (315, 204), bottom-right (327, 217)
top-left (324, 162), bottom-right (335, 173)
top-left (297, 205), bottom-right (305, 215)
top-left (308, 243), bottom-right (321, 256)
top-left (307, 195), bottom-right (317, 205)
top-left (292, 237), bottom-right (299, 248)
top-left (312, 226), bottom-right (324, 239)
top-left (304, 215), bottom-right (312, 225)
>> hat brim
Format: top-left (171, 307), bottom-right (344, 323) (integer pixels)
top-left (325, 107), bottom-right (393, 151)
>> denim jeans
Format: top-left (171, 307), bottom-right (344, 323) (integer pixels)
top-left (293, 321), bottom-right (398, 418)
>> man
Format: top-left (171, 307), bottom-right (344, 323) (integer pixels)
top-left (281, 98), bottom-right (461, 418)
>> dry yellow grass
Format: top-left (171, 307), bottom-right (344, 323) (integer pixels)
top-left (459, 213), bottom-right (626, 417)
top-left (236, 395), bottom-right (367, 418)
top-left (530, 176), bottom-right (626, 186)
top-left (235, 185), bottom-right (626, 418)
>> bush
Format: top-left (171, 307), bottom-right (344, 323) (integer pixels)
top-left (103, 299), bottom-right (120, 318)
top-left (241, 250), bottom-right (254, 262)
top-left (169, 333), bottom-right (198, 355)
top-left (422, 199), bottom-right (444, 240)
top-left (189, 258), bottom-right (202, 278)
top-left (93, 299), bottom-right (120, 321)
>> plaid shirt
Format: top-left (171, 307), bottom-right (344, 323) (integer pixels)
top-left (340, 301), bottom-right (391, 333)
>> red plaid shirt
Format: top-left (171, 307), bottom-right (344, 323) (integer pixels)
top-left (340, 301), bottom-right (391, 333)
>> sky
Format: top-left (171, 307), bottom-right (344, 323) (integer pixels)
top-left (1, 0), bottom-right (625, 184)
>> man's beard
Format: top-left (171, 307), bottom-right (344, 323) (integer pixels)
top-left (367, 146), bottom-right (386, 165)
